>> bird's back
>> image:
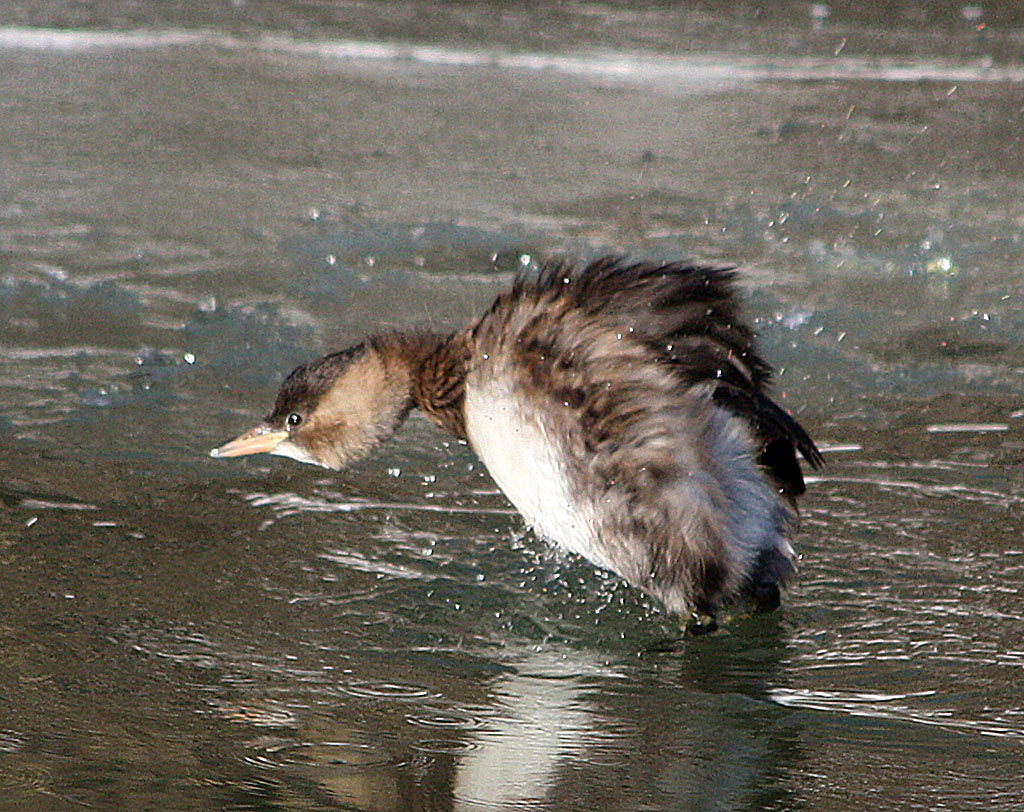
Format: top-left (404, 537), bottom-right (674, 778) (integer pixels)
top-left (461, 257), bottom-right (820, 615)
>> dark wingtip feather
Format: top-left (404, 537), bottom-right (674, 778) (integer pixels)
top-left (526, 255), bottom-right (737, 296)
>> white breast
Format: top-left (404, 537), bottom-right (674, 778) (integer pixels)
top-left (463, 376), bottom-right (610, 571)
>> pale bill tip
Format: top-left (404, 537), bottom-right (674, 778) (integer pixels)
top-left (208, 426), bottom-right (289, 459)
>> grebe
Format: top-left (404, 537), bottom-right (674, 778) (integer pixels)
top-left (212, 257), bottom-right (822, 624)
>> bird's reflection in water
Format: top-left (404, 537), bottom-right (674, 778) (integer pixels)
top-left (277, 628), bottom-right (796, 811)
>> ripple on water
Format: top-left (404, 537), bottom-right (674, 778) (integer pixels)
top-left (212, 701), bottom-right (299, 729)
top-left (769, 687), bottom-right (1024, 740)
top-left (405, 708), bottom-right (486, 731)
top-left (339, 680), bottom-right (435, 701)
top-left (0, 729), bottom-right (25, 753)
top-left (409, 738), bottom-right (481, 755)
top-left (308, 740), bottom-right (400, 768)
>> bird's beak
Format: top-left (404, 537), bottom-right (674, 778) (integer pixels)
top-left (210, 425), bottom-right (289, 459)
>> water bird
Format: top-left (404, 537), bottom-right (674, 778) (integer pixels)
top-left (212, 257), bottom-right (822, 626)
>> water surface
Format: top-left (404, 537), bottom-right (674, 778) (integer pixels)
top-left (1, 2), bottom-right (1022, 810)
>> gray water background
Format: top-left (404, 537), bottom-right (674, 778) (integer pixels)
top-left (1, 2), bottom-right (1023, 809)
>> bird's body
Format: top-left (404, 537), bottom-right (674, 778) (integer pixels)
top-left (213, 258), bottom-right (822, 620)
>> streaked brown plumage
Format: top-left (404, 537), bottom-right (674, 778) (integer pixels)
top-left (212, 257), bottom-right (822, 623)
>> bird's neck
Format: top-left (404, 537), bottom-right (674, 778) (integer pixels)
top-left (369, 331), bottom-right (471, 440)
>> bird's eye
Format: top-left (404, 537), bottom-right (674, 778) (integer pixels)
top-left (286, 412), bottom-right (303, 428)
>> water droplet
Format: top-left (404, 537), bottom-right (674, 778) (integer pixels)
top-left (925, 256), bottom-right (957, 276)
top-left (961, 5), bottom-right (984, 23)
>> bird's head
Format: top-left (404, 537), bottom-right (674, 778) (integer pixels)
top-left (211, 339), bottom-right (416, 470)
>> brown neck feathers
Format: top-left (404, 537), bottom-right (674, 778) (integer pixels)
top-left (369, 331), bottom-right (471, 440)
